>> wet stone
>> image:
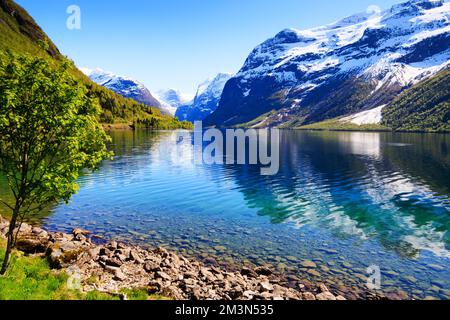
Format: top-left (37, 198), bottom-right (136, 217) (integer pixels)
top-left (307, 269), bottom-right (321, 277)
top-left (301, 260), bottom-right (317, 269)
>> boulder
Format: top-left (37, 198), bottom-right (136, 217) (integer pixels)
top-left (156, 271), bottom-right (171, 281)
top-left (259, 281), bottom-right (274, 292)
top-left (241, 267), bottom-right (258, 278)
top-left (105, 257), bottom-right (123, 268)
top-left (15, 223), bottom-right (32, 236)
top-left (144, 261), bottom-right (161, 273)
top-left (302, 292), bottom-right (316, 300)
top-left (32, 227), bottom-right (48, 238)
top-left (229, 285), bottom-right (244, 299)
top-left (316, 292), bottom-right (337, 301)
top-left (148, 280), bottom-right (162, 294)
top-left (15, 234), bottom-right (48, 254)
top-left (243, 290), bottom-right (257, 300)
top-left (99, 247), bottom-right (111, 257)
top-left (319, 283), bottom-right (329, 293)
top-left (108, 241), bottom-right (118, 250)
top-left (129, 249), bottom-right (144, 264)
top-left (47, 242), bottom-right (85, 269)
top-left (72, 228), bottom-right (91, 237)
top-left (255, 266), bottom-right (273, 276)
top-left (0, 224), bottom-right (8, 237)
top-left (113, 269), bottom-right (127, 281)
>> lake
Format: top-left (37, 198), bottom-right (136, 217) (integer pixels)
top-left (2, 130), bottom-right (449, 299)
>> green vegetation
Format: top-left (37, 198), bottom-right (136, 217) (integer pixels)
top-left (0, 239), bottom-right (166, 300)
top-left (0, 0), bottom-right (191, 129)
top-left (134, 117), bottom-right (193, 130)
top-left (0, 239), bottom-right (107, 300)
top-left (382, 68), bottom-right (450, 132)
top-left (0, 53), bottom-right (112, 273)
top-left (297, 118), bottom-right (391, 132)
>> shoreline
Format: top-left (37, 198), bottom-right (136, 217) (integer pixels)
top-left (0, 214), bottom-right (362, 300)
top-left (101, 123), bottom-right (450, 135)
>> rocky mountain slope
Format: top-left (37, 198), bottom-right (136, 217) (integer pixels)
top-left (80, 68), bottom-right (172, 114)
top-left (205, 0), bottom-right (450, 128)
top-left (176, 73), bottom-right (233, 122)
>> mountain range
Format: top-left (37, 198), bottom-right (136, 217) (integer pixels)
top-left (205, 0), bottom-right (450, 131)
top-left (79, 68), bottom-right (175, 114)
top-left (79, 68), bottom-right (230, 121)
top-left (175, 73), bottom-right (233, 122)
top-left (155, 89), bottom-right (194, 116)
top-left (1, 0), bottom-right (448, 132)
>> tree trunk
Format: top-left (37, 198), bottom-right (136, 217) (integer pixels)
top-left (0, 207), bottom-right (19, 275)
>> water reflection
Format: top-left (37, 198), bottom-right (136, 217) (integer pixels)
top-left (1, 129), bottom-right (448, 298)
top-left (56, 130), bottom-right (450, 258)
top-left (196, 131), bottom-right (448, 258)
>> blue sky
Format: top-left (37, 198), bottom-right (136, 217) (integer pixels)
top-left (17, 0), bottom-right (403, 94)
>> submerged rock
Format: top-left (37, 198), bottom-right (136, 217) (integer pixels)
top-left (0, 215), bottom-right (362, 300)
top-left (301, 260), bottom-right (317, 268)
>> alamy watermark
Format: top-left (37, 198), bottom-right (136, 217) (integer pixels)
top-left (367, 265), bottom-right (381, 290)
top-left (367, 5), bottom-right (381, 16)
top-left (66, 5), bottom-right (81, 30)
top-left (174, 122), bottom-right (280, 176)
top-left (66, 266), bottom-right (82, 290)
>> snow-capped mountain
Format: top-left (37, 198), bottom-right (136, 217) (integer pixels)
top-left (80, 68), bottom-right (169, 113)
top-left (175, 73), bottom-right (233, 122)
top-left (205, 0), bottom-right (450, 127)
top-left (155, 89), bottom-right (194, 116)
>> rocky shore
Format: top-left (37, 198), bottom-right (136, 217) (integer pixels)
top-left (0, 215), bottom-right (347, 300)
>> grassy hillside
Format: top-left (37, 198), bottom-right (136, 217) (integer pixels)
top-left (382, 68), bottom-right (450, 132)
top-left (0, 0), bottom-right (191, 129)
top-left (297, 119), bottom-right (390, 132)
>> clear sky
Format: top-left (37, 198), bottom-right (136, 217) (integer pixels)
top-left (16, 0), bottom-right (403, 94)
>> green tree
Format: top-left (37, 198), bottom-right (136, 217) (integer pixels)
top-left (0, 53), bottom-right (111, 274)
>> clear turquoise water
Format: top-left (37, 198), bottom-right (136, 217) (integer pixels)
top-left (13, 130), bottom-right (450, 299)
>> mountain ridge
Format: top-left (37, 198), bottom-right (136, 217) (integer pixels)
top-left (176, 73), bottom-right (233, 122)
top-left (155, 89), bottom-right (194, 116)
top-left (205, 0), bottom-right (450, 129)
top-left (79, 67), bottom-right (176, 115)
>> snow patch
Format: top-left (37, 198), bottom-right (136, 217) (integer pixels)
top-left (340, 105), bottom-right (386, 125)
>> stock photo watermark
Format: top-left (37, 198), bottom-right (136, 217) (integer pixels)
top-left (66, 5), bottom-right (81, 30)
top-left (173, 122), bottom-right (281, 176)
top-left (367, 265), bottom-right (382, 290)
top-left (66, 266), bottom-right (82, 290)
top-left (366, 4), bottom-right (382, 16)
